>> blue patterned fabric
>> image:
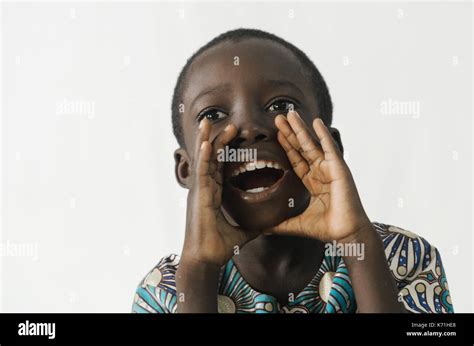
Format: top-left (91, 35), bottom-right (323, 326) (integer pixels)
top-left (132, 222), bottom-right (453, 313)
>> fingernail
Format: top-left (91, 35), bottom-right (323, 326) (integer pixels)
top-left (224, 124), bottom-right (232, 132)
top-left (199, 120), bottom-right (204, 129)
top-left (200, 141), bottom-right (206, 150)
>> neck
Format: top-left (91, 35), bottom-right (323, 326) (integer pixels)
top-left (235, 234), bottom-right (324, 270)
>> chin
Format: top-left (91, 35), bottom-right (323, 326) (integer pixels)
top-left (222, 187), bottom-right (310, 231)
top-left (225, 202), bottom-right (288, 231)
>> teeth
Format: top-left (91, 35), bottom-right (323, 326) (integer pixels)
top-left (246, 187), bottom-right (269, 193)
top-left (231, 160), bottom-right (283, 178)
top-left (245, 162), bottom-right (256, 171)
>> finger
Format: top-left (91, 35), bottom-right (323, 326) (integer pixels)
top-left (209, 124), bottom-right (238, 187)
top-left (275, 114), bottom-right (302, 154)
top-left (195, 140), bottom-right (215, 208)
top-left (286, 111), bottom-right (324, 166)
top-left (312, 118), bottom-right (342, 161)
top-left (277, 131), bottom-right (310, 179)
top-left (212, 124), bottom-right (238, 156)
top-left (193, 119), bottom-right (212, 166)
top-left (196, 140), bottom-right (212, 181)
top-left (276, 113), bottom-right (322, 166)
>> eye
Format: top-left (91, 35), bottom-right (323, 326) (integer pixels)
top-left (197, 108), bottom-right (228, 123)
top-left (266, 99), bottom-right (296, 113)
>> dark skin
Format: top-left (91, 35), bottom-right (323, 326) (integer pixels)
top-left (174, 39), bottom-right (407, 312)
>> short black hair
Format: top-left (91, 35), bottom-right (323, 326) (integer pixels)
top-left (171, 28), bottom-right (333, 147)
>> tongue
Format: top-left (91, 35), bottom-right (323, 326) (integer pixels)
top-left (232, 167), bottom-right (283, 191)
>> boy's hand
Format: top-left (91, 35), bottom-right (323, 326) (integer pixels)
top-left (269, 111), bottom-right (372, 243)
top-left (181, 119), bottom-right (259, 267)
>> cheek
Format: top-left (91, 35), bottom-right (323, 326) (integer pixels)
top-left (182, 117), bottom-right (226, 151)
top-left (182, 118), bottom-right (197, 150)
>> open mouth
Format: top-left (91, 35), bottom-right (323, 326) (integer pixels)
top-left (229, 160), bottom-right (285, 193)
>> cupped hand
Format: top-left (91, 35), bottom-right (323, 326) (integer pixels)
top-left (182, 119), bottom-right (260, 267)
top-left (268, 111), bottom-right (372, 243)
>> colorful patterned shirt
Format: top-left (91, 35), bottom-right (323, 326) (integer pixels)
top-left (132, 222), bottom-right (453, 313)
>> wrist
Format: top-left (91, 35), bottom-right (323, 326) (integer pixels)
top-left (338, 222), bottom-right (384, 266)
top-left (179, 256), bottom-right (222, 272)
top-left (176, 256), bottom-right (222, 293)
top-left (176, 256), bottom-right (221, 313)
top-left (338, 220), bottom-right (375, 245)
top-left (180, 237), bottom-right (227, 268)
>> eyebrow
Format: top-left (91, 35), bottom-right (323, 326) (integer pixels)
top-left (264, 79), bottom-right (305, 98)
top-left (190, 83), bottom-right (232, 110)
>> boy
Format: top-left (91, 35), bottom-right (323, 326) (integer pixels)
top-left (132, 29), bottom-right (453, 313)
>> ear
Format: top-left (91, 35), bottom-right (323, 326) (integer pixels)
top-left (328, 127), bottom-right (344, 156)
top-left (174, 148), bottom-right (191, 189)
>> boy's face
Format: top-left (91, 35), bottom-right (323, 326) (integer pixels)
top-left (177, 39), bottom-right (338, 230)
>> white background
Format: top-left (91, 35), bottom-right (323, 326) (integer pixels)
top-left (1, 1), bottom-right (472, 312)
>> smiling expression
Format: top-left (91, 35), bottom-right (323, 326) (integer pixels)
top-left (178, 38), bottom-right (327, 230)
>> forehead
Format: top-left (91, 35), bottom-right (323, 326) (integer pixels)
top-left (182, 38), bottom-right (312, 101)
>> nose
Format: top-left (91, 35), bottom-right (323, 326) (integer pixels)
top-left (234, 128), bottom-right (268, 146)
top-left (229, 96), bottom-right (276, 146)
top-left (232, 118), bottom-right (274, 146)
